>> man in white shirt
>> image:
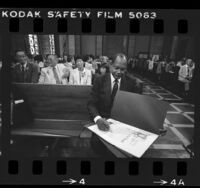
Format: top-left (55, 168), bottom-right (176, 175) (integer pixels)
top-left (69, 59), bottom-right (92, 85)
top-left (39, 54), bottom-right (69, 84)
top-left (178, 58), bottom-right (194, 93)
top-left (87, 53), bottom-right (143, 131)
top-left (148, 59), bottom-right (154, 71)
top-left (178, 59), bottom-right (191, 82)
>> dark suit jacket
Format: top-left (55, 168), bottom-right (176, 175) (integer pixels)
top-left (87, 73), bottom-right (143, 120)
top-left (12, 62), bottom-right (39, 83)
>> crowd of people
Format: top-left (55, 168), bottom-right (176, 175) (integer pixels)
top-left (11, 50), bottom-right (111, 85)
top-left (7, 50), bottom-right (196, 103)
top-left (127, 55), bottom-right (196, 103)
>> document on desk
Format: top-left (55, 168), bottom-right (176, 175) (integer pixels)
top-left (87, 118), bottom-right (159, 158)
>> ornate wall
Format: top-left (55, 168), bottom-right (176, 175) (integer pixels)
top-left (4, 35), bottom-right (195, 61)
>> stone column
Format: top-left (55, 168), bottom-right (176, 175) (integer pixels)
top-left (149, 36), bottom-right (164, 55)
top-left (128, 36), bottom-right (135, 57)
top-left (75, 35), bottom-right (81, 56)
top-left (170, 36), bottom-right (179, 59)
top-left (96, 35), bottom-right (103, 56)
top-left (68, 35), bottom-right (75, 56)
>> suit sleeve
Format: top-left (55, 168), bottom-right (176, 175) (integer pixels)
top-left (87, 76), bottom-right (101, 119)
top-left (38, 69), bottom-right (45, 84)
top-left (11, 66), bottom-right (18, 82)
top-left (31, 64), bottom-right (39, 83)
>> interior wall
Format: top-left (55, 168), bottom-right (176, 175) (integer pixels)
top-left (102, 35), bottom-right (126, 57)
top-left (5, 34), bottom-right (196, 62)
top-left (81, 35), bottom-right (96, 56)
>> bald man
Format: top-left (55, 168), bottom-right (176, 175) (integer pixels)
top-left (87, 53), bottom-right (143, 131)
top-left (39, 54), bottom-right (69, 84)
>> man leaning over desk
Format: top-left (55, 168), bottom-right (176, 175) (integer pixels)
top-left (87, 53), bottom-right (143, 131)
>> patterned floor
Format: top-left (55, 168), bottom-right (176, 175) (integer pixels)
top-left (139, 77), bottom-right (194, 157)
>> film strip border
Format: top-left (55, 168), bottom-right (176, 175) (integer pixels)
top-left (0, 159), bottom-right (192, 185)
top-left (0, 9), bottom-right (199, 34)
top-left (7, 18), bottom-right (189, 34)
top-left (0, 9), bottom-right (200, 186)
top-left (8, 18), bottom-right (188, 34)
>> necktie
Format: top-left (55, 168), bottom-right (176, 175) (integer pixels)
top-left (21, 64), bottom-right (25, 82)
top-left (79, 71), bottom-right (82, 84)
top-left (52, 67), bottom-right (60, 84)
top-left (187, 67), bottom-right (190, 77)
top-left (111, 78), bottom-right (119, 107)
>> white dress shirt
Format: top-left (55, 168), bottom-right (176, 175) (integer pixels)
top-left (94, 73), bottom-right (121, 123)
top-left (110, 73), bottom-right (121, 91)
top-left (69, 68), bottom-right (92, 85)
top-left (178, 64), bottom-right (189, 82)
top-left (20, 62), bottom-right (27, 71)
top-left (148, 60), bottom-right (154, 70)
top-left (39, 64), bottom-right (68, 84)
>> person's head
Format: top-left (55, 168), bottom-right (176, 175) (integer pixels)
top-left (87, 56), bottom-right (93, 63)
top-left (182, 57), bottom-right (187, 62)
top-left (27, 54), bottom-right (34, 62)
top-left (100, 62), bottom-right (109, 75)
top-left (102, 56), bottom-right (109, 63)
top-left (82, 55), bottom-right (89, 63)
top-left (74, 55), bottom-right (82, 62)
top-left (15, 50), bottom-right (28, 64)
top-left (34, 55), bottom-right (43, 63)
top-left (63, 55), bottom-right (68, 62)
top-left (186, 59), bottom-right (193, 67)
top-left (76, 59), bottom-right (84, 71)
top-left (67, 56), bottom-right (72, 62)
top-left (46, 54), bottom-right (58, 67)
top-left (90, 55), bottom-right (94, 61)
top-left (110, 53), bottom-right (127, 79)
top-left (128, 58), bottom-right (134, 64)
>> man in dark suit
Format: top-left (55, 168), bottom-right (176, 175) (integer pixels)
top-left (12, 50), bottom-right (39, 83)
top-left (87, 53), bottom-right (143, 131)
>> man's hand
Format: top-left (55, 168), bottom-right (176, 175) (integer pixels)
top-left (96, 118), bottom-right (110, 131)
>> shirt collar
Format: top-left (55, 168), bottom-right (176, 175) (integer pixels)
top-left (78, 68), bottom-right (85, 72)
top-left (110, 73), bottom-right (121, 83)
top-left (51, 65), bottom-right (57, 69)
top-left (20, 62), bottom-right (27, 68)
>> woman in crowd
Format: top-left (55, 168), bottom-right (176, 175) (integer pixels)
top-left (156, 58), bottom-right (163, 83)
top-left (69, 58), bottom-right (92, 85)
top-left (85, 55), bottom-right (95, 74)
top-left (152, 57), bottom-right (159, 82)
top-left (92, 62), bottom-right (109, 84)
top-left (178, 58), bottom-right (195, 98)
top-left (98, 62), bottom-right (109, 75)
top-left (147, 56), bottom-right (154, 79)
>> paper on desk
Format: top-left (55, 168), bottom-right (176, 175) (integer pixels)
top-left (87, 118), bottom-right (159, 158)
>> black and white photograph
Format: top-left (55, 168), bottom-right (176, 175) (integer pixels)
top-left (0, 34), bottom-right (195, 158)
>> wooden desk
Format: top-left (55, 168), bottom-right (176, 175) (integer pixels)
top-left (10, 83), bottom-right (189, 158)
top-left (10, 126), bottom-right (190, 158)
